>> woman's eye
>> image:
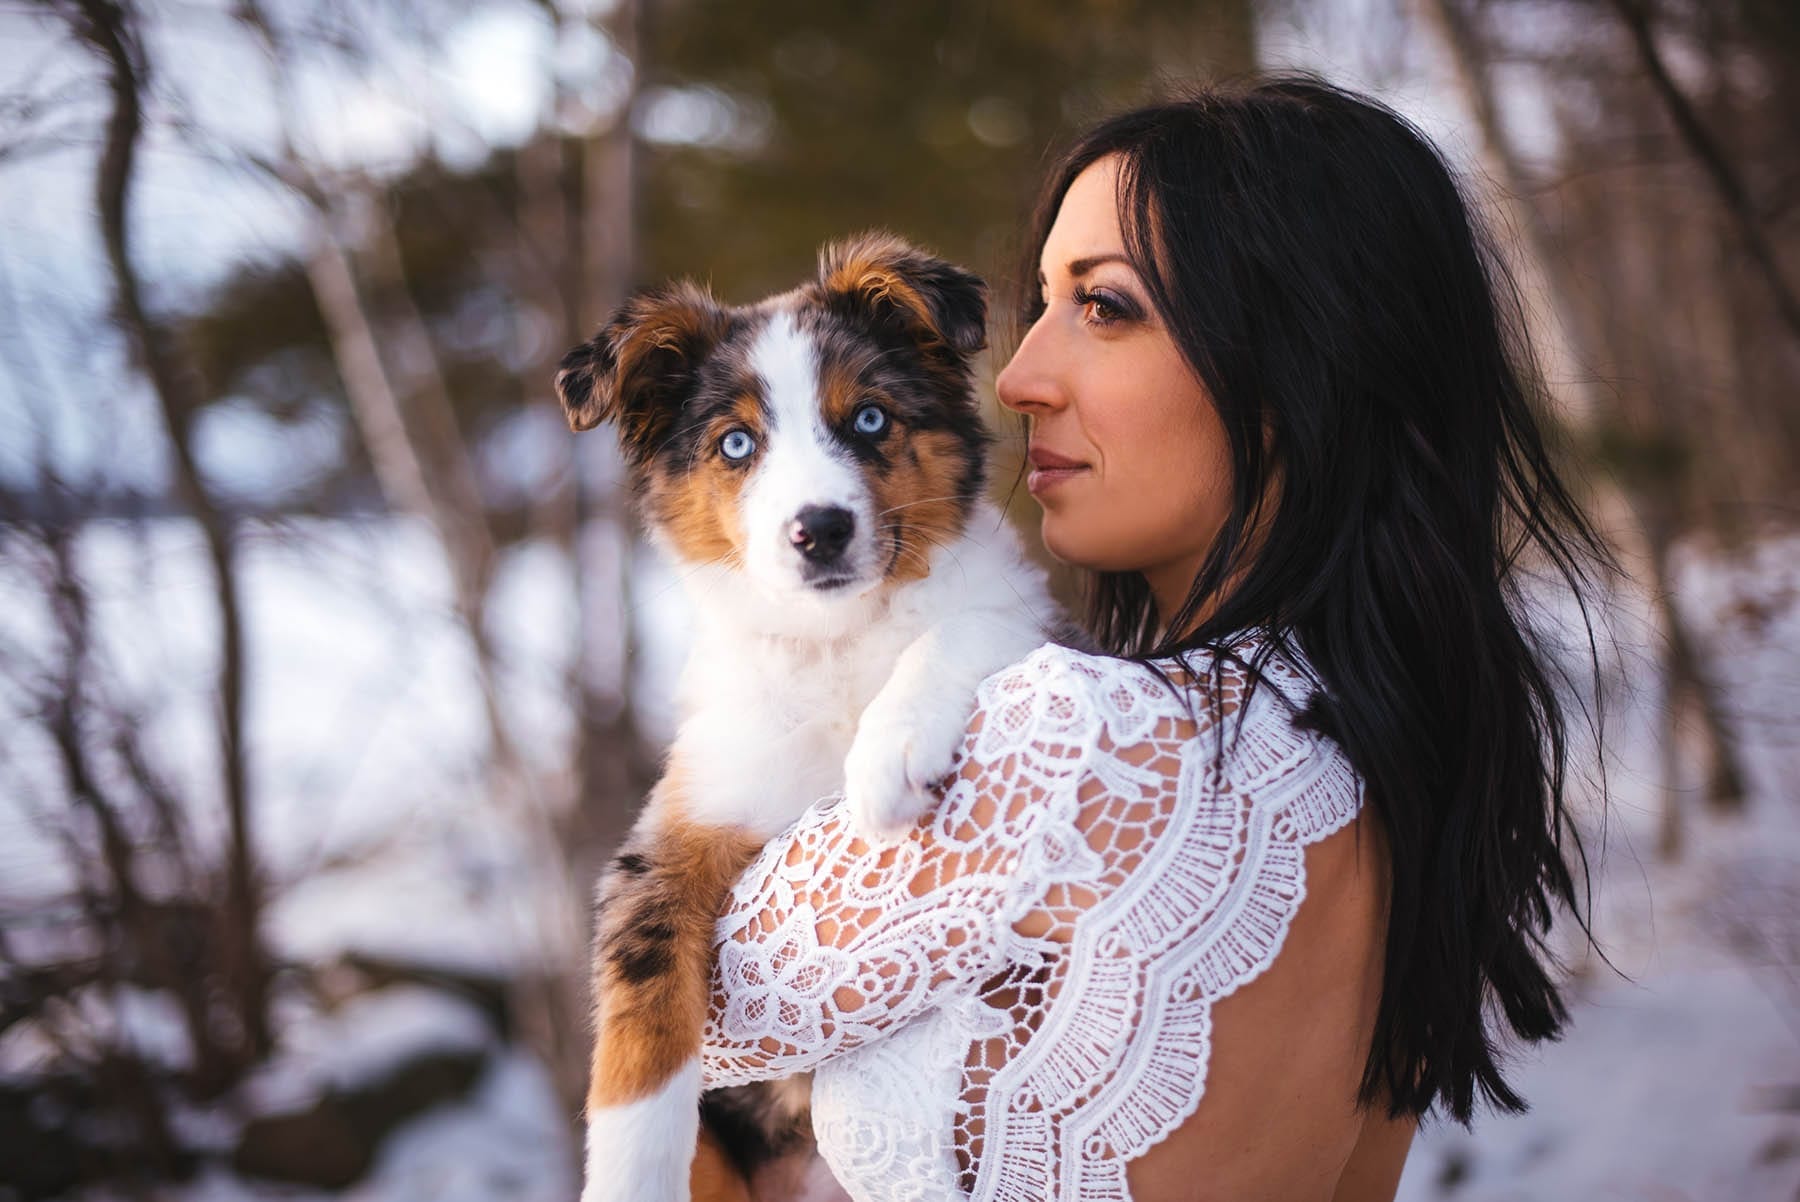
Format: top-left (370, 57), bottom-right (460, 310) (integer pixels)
top-left (852, 404), bottom-right (888, 437)
top-left (719, 429), bottom-right (757, 460)
top-left (1072, 285), bottom-right (1130, 326)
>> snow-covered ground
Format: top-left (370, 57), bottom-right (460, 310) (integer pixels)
top-left (2, 518), bottom-right (1797, 1199)
top-left (0, 520), bottom-right (607, 1199)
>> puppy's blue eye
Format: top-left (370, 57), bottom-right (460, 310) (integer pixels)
top-left (720, 429), bottom-right (756, 461)
top-left (853, 404), bottom-right (888, 436)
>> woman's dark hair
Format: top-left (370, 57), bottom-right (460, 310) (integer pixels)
top-left (1015, 77), bottom-right (1614, 1125)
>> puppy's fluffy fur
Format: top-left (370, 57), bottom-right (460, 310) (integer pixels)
top-left (557, 234), bottom-right (1054, 1202)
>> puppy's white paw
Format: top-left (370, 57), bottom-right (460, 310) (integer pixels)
top-left (582, 1058), bottom-right (699, 1202)
top-left (843, 697), bottom-right (971, 842)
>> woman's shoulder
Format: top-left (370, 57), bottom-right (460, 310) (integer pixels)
top-left (965, 634), bottom-right (1362, 849)
top-left (976, 635), bottom-right (1333, 750)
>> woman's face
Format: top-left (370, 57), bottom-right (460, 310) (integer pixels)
top-left (996, 154), bottom-right (1233, 618)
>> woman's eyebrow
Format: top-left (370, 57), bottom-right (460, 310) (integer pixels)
top-left (1037, 253), bottom-right (1135, 289)
top-left (1067, 253), bottom-right (1133, 277)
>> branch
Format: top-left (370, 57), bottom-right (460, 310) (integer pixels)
top-left (1608, 0), bottom-right (1800, 346)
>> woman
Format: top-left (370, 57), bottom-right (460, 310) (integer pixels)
top-left (702, 78), bottom-right (1608, 1202)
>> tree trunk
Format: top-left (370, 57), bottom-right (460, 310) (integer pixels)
top-left (240, 0), bottom-right (518, 798)
top-left (1419, 0), bottom-right (1600, 424)
top-left (573, 0), bottom-right (649, 834)
top-left (509, 0), bottom-right (660, 1119)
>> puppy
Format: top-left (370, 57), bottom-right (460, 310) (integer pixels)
top-left (555, 234), bottom-right (1055, 1202)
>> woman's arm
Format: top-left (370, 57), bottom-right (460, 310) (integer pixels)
top-left (703, 645), bottom-right (1105, 1086)
top-left (703, 708), bottom-right (1076, 1084)
top-left (700, 641), bottom-right (1223, 1086)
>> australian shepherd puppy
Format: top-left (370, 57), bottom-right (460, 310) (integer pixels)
top-left (555, 234), bottom-right (1056, 1202)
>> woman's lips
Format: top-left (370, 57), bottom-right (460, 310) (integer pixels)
top-left (1026, 447), bottom-right (1089, 496)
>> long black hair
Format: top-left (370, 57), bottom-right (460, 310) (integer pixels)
top-left (1014, 77), bottom-right (1614, 1124)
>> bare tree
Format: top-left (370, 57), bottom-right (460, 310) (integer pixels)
top-left (59, 0), bottom-right (271, 1055)
top-left (0, 244), bottom-right (264, 1196)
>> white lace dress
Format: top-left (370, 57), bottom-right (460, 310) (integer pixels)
top-left (704, 641), bottom-right (1365, 1202)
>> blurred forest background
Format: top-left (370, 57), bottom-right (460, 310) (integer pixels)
top-left (0, 0), bottom-right (1797, 1198)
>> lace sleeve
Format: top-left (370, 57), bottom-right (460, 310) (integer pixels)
top-left (703, 645), bottom-right (1101, 1087)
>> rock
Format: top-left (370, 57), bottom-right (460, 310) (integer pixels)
top-left (233, 1095), bottom-right (371, 1189)
top-left (0, 1081), bottom-right (82, 1200)
top-left (339, 1046), bottom-right (488, 1142)
top-left (232, 1044), bottom-right (488, 1189)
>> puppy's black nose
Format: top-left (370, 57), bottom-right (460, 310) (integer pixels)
top-left (790, 505), bottom-right (854, 564)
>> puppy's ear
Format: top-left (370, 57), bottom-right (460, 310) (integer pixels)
top-left (815, 233), bottom-right (987, 360)
top-left (554, 282), bottom-right (731, 454)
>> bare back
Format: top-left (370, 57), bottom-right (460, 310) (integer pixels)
top-left (1124, 811), bottom-right (1411, 1201)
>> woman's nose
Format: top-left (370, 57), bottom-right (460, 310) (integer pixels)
top-left (996, 316), bottom-right (1065, 416)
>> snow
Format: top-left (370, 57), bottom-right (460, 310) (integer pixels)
top-left (355, 1050), bottom-right (576, 1202)
top-left (2, 519), bottom-right (588, 1197)
top-left (1396, 966), bottom-right (1800, 1201)
top-left (240, 985), bottom-right (496, 1114)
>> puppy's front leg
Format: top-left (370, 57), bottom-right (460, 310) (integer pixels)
top-left (584, 770), bottom-right (764, 1202)
top-left (844, 613), bottom-right (1045, 839)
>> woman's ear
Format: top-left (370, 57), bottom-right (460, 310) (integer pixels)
top-left (814, 232), bottom-right (987, 362)
top-left (554, 282), bottom-right (732, 456)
